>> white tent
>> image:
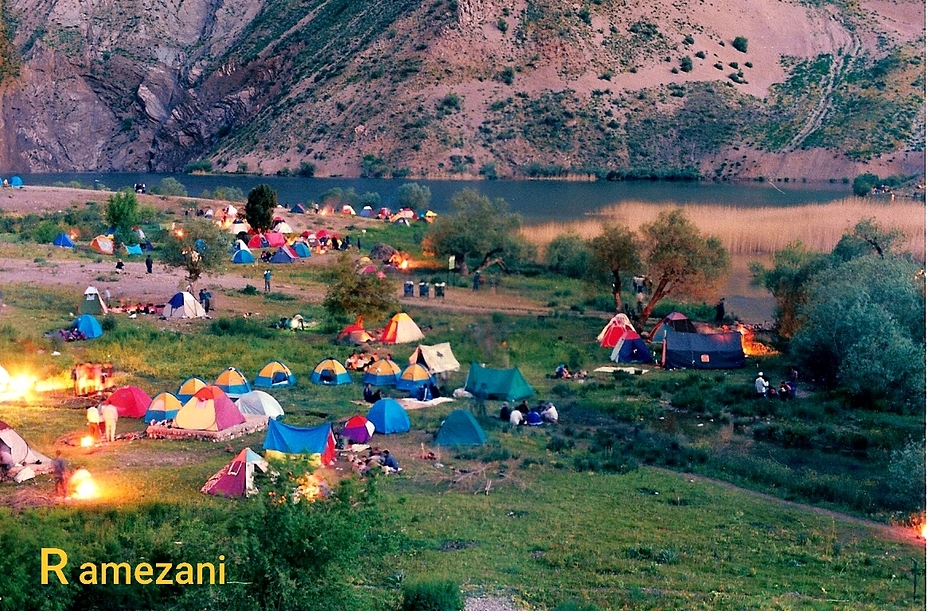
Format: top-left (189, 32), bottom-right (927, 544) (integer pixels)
top-left (409, 343), bottom-right (461, 376)
top-left (273, 222), bottom-right (294, 234)
top-left (79, 286), bottom-right (109, 315)
top-left (229, 222), bottom-right (249, 235)
top-left (0, 421), bottom-right (51, 467)
top-left (162, 292), bottom-right (207, 319)
top-left (235, 390), bottom-right (285, 419)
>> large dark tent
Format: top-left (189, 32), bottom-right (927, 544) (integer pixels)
top-left (464, 363), bottom-right (534, 401)
top-left (661, 329), bottom-right (745, 370)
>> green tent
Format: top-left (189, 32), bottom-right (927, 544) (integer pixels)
top-left (435, 409), bottom-right (487, 447)
top-left (464, 362), bottom-right (534, 402)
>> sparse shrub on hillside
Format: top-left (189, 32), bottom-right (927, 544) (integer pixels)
top-left (497, 17), bottom-right (508, 33)
top-left (733, 36), bottom-right (748, 53)
top-left (683, 35), bottom-right (694, 45)
top-left (401, 580), bottom-right (464, 611)
top-left (479, 161), bottom-right (498, 179)
top-left (298, 161), bottom-right (316, 177)
top-left (695, 50), bottom-right (706, 59)
top-left (497, 66), bottom-right (515, 85)
top-left (680, 57), bottom-right (693, 72)
top-left (436, 92), bottom-right (462, 116)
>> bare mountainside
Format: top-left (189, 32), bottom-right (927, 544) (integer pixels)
top-left (0, 0), bottom-right (923, 180)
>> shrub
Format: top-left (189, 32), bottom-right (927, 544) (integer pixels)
top-left (100, 316), bottom-right (118, 332)
top-left (496, 17), bottom-right (508, 33)
top-left (732, 36), bottom-right (748, 53)
top-left (401, 580), bottom-right (464, 611)
top-left (695, 50), bottom-right (706, 59)
top-left (680, 56), bottom-right (693, 72)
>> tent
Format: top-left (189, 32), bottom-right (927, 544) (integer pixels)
top-left (288, 314), bottom-right (309, 330)
top-left (72, 314), bottom-right (103, 339)
top-left (231, 249), bottom-right (255, 264)
top-left (215, 367), bottom-right (251, 398)
top-left (649, 312), bottom-right (698, 342)
top-left (408, 343), bottom-right (460, 376)
top-left (145, 392), bottom-right (183, 423)
top-left (359, 206), bottom-right (374, 218)
top-left (79, 286), bottom-right (109, 315)
top-left (201, 448), bottom-right (269, 498)
top-left (162, 292), bottom-right (206, 319)
top-left (598, 313), bottom-right (635, 347)
top-left (396, 363), bottom-right (434, 392)
top-left (379, 313), bottom-right (424, 344)
top-left (269, 247), bottom-right (296, 264)
top-left (265, 232), bottom-right (286, 247)
top-left (236, 390), bottom-right (285, 419)
top-left (342, 415), bottom-right (375, 444)
top-left (229, 222), bottom-right (249, 235)
top-left (273, 221), bottom-right (293, 234)
top-left (9, 176), bottom-right (23, 188)
top-left (263, 420), bottom-right (336, 465)
top-left (435, 409), bottom-right (487, 447)
top-left (247, 234), bottom-right (270, 249)
top-left (89, 235), bottom-right (115, 255)
top-left (310, 358), bottom-right (351, 385)
top-left (338, 322), bottom-right (373, 345)
top-left (363, 359), bottom-right (401, 386)
top-left (340, 204), bottom-right (357, 215)
top-left (0, 421), bottom-right (51, 467)
top-left (254, 360), bottom-right (296, 388)
top-left (124, 244), bottom-right (143, 255)
top-left (661, 329), bottom-right (746, 370)
top-left (292, 242), bottom-right (311, 258)
top-left (53, 233), bottom-right (75, 248)
top-left (464, 363), bottom-right (534, 402)
top-left (103, 386), bottom-right (152, 418)
top-left (366, 398), bottom-right (410, 434)
top-left (290, 204), bottom-right (307, 214)
top-left (175, 386), bottom-right (246, 431)
top-left (177, 376), bottom-right (207, 402)
top-left (598, 314), bottom-right (653, 364)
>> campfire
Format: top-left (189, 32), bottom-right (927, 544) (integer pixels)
top-left (69, 469), bottom-right (99, 500)
top-left (80, 436), bottom-right (95, 448)
top-left (736, 323), bottom-right (778, 356)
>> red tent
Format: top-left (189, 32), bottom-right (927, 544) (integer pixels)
top-left (597, 313), bottom-right (641, 348)
top-left (342, 415), bottom-right (375, 444)
top-left (104, 386), bottom-right (152, 419)
top-left (201, 448), bottom-right (268, 497)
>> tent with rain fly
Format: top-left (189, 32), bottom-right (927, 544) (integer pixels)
top-left (341, 205), bottom-right (357, 216)
top-left (247, 234), bottom-right (271, 249)
top-left (162, 292), bottom-right (206, 319)
top-left (598, 314), bottom-right (653, 364)
top-left (379, 312), bottom-right (424, 344)
top-left (231, 249), bottom-right (255, 264)
top-left (408, 343), bottom-right (460, 376)
top-left (175, 386), bottom-right (246, 431)
top-left (145, 392), bottom-right (183, 423)
top-left (89, 235), bottom-right (115, 255)
top-left (269, 247), bottom-right (296, 263)
top-left (263, 420), bottom-right (336, 465)
top-left (79, 286), bottom-right (109, 315)
top-left (292, 242), bottom-right (311, 258)
top-left (435, 409), bottom-right (487, 447)
top-left (177, 377), bottom-right (207, 402)
top-left (395, 363), bottom-right (434, 393)
top-left (53, 233), bottom-right (75, 248)
top-left (235, 390), bottom-right (285, 419)
top-left (464, 363), bottom-right (534, 402)
top-left (310, 358), bottom-right (351, 385)
top-left (290, 204), bottom-right (307, 214)
top-left (0, 421), bottom-right (51, 467)
top-left (103, 386), bottom-right (152, 418)
top-left (363, 359), bottom-right (401, 386)
top-left (341, 415), bottom-right (375, 444)
top-left (201, 448), bottom-right (269, 498)
top-left (71, 314), bottom-right (103, 339)
top-left (598, 313), bottom-right (636, 347)
top-left (366, 398), bottom-right (410, 434)
top-left (9, 176), bottom-right (23, 188)
top-left (254, 360), bottom-right (295, 388)
top-left (661, 329), bottom-right (745, 370)
top-left (338, 322), bottom-right (373, 345)
top-left (649, 312), bottom-right (698, 342)
top-left (215, 367), bottom-right (251, 398)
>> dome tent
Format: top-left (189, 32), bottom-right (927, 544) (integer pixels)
top-left (366, 398), bottom-right (410, 434)
top-left (435, 409), bottom-right (487, 447)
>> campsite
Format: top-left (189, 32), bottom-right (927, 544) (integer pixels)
top-left (0, 184), bottom-right (923, 611)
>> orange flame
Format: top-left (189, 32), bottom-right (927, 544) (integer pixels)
top-left (80, 436), bottom-right (95, 448)
top-left (736, 324), bottom-right (778, 356)
top-left (69, 469), bottom-right (99, 500)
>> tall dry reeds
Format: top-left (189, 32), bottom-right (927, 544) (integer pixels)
top-left (522, 198), bottom-right (926, 261)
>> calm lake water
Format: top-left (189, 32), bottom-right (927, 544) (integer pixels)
top-left (19, 173), bottom-right (852, 222)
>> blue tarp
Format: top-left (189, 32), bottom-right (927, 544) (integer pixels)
top-left (263, 419), bottom-right (333, 455)
top-left (125, 244), bottom-right (143, 255)
top-left (366, 398), bottom-right (410, 434)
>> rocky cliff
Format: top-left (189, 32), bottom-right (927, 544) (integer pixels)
top-left (0, 0), bottom-right (923, 180)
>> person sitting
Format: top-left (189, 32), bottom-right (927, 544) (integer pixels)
top-left (509, 409), bottom-right (524, 426)
top-left (778, 381), bottom-right (793, 400)
top-left (555, 364), bottom-right (572, 379)
top-left (517, 400), bottom-right (529, 414)
top-left (115, 259), bottom-right (125, 272)
top-left (499, 402), bottom-right (512, 422)
top-left (345, 352), bottom-right (360, 370)
top-left (382, 450), bottom-right (399, 471)
top-left (525, 410), bottom-right (543, 426)
top-left (541, 402), bottom-right (559, 424)
top-left (363, 383), bottom-right (380, 404)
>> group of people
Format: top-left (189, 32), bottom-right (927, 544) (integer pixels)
top-left (554, 364), bottom-right (588, 380)
top-left (86, 402), bottom-right (119, 442)
top-left (198, 288), bottom-right (213, 313)
top-left (500, 400), bottom-right (559, 426)
top-left (351, 448), bottom-right (400, 475)
top-left (755, 370), bottom-right (798, 400)
top-left (345, 351), bottom-right (388, 371)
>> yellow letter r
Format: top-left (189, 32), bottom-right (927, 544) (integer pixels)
top-left (41, 548), bottom-right (69, 585)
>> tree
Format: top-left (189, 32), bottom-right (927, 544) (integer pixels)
top-left (422, 189), bottom-right (528, 274)
top-left (105, 189), bottom-right (140, 246)
top-left (161, 218), bottom-right (232, 284)
top-left (732, 36), bottom-right (748, 53)
top-left (396, 183), bottom-right (431, 210)
top-left (587, 224), bottom-right (641, 312)
top-left (245, 184), bottom-right (278, 233)
top-left (546, 233), bottom-right (593, 279)
top-left (638, 209), bottom-right (730, 329)
top-left (750, 241), bottom-right (830, 339)
top-left (321, 254), bottom-right (398, 321)
top-left (852, 173), bottom-right (880, 196)
top-left (832, 217), bottom-right (904, 261)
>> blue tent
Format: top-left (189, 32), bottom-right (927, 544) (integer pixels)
top-left (52, 233), bottom-right (75, 248)
top-left (124, 244), bottom-right (143, 255)
top-left (292, 242), bottom-right (311, 258)
top-left (610, 337), bottom-right (654, 364)
top-left (359, 206), bottom-right (374, 218)
top-left (269, 247), bottom-right (295, 264)
top-left (366, 398), bottom-right (410, 434)
top-left (72, 314), bottom-right (103, 339)
top-left (10, 176), bottom-right (23, 188)
top-left (263, 420), bottom-right (336, 465)
top-left (289, 204), bottom-right (307, 214)
top-left (231, 249), bottom-right (255, 264)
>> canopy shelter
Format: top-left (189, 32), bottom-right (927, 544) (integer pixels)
top-left (263, 420), bottom-right (336, 465)
top-left (435, 409), bottom-right (487, 447)
top-left (366, 398), bottom-right (410, 434)
top-left (103, 385), bottom-right (152, 418)
top-left (464, 363), bottom-right (534, 402)
top-left (342, 415), bottom-right (375, 444)
top-left (214, 367), bottom-right (251, 398)
top-left (661, 329), bottom-right (746, 370)
top-left (235, 390), bottom-right (285, 419)
top-left (201, 448), bottom-right (269, 498)
top-left (254, 360), bottom-right (296, 388)
top-left (310, 358), bottom-right (351, 385)
top-left (145, 392), bottom-right (183, 423)
top-left (363, 359), bottom-right (401, 386)
top-left (174, 386), bottom-right (246, 431)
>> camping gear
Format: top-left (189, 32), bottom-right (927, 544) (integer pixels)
top-left (366, 398), bottom-right (410, 434)
top-left (231, 249), bottom-right (255, 264)
top-left (214, 367), bottom-right (251, 398)
top-left (649, 312), bottom-right (698, 342)
top-left (89, 235), bottom-right (115, 255)
top-left (71, 314), bottom-right (103, 339)
top-left (338, 322), bottom-right (373, 345)
top-left (310, 358), bottom-right (351, 385)
top-left (363, 359), bottom-right (401, 386)
top-left (78, 286), bottom-right (109, 315)
top-left (175, 385), bottom-right (246, 431)
top-left (201, 448), bottom-right (269, 497)
top-left (263, 420), bottom-right (336, 465)
top-left (435, 409), bottom-right (486, 447)
top-left (145, 392), bottom-right (183, 423)
top-left (254, 360), bottom-right (295, 388)
top-left (661, 329), bottom-right (746, 370)
top-left (52, 233), bottom-right (75, 248)
top-left (273, 221), bottom-right (293, 234)
top-left (177, 377), bottom-right (207, 402)
top-left (0, 420), bottom-right (51, 466)
top-left (235, 391), bottom-right (285, 419)
top-left (408, 343), bottom-right (461, 376)
top-left (379, 312), bottom-right (425, 344)
top-left (359, 206), bottom-right (374, 217)
top-left (464, 363), bottom-right (534, 402)
top-left (598, 314), bottom-right (653, 364)
top-left (396, 363), bottom-right (434, 393)
top-left (103, 386), bottom-right (152, 418)
top-left (162, 292), bottom-right (206, 319)
top-left (342, 415), bottom-right (376, 444)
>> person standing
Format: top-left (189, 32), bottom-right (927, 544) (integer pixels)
top-left (472, 271), bottom-right (481, 291)
top-left (264, 269), bottom-right (272, 293)
top-left (755, 372), bottom-right (770, 399)
top-left (86, 404), bottom-right (102, 438)
top-left (145, 254), bottom-right (153, 274)
top-left (53, 451), bottom-right (69, 496)
top-left (715, 298), bottom-right (726, 324)
top-left (101, 403), bottom-right (119, 442)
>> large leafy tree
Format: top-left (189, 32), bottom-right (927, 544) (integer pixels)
top-left (639, 209), bottom-right (730, 329)
top-left (105, 189), bottom-right (140, 245)
top-left (423, 189), bottom-right (527, 274)
top-left (161, 218), bottom-right (232, 284)
top-left (750, 241), bottom-right (830, 339)
top-left (545, 233), bottom-right (593, 279)
top-left (588, 224), bottom-right (642, 312)
top-left (245, 184), bottom-right (278, 233)
top-left (396, 182), bottom-right (431, 210)
top-left (321, 254), bottom-right (397, 321)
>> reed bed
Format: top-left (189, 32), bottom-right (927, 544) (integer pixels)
top-left (522, 198), bottom-right (926, 261)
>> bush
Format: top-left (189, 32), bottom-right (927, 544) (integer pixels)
top-left (886, 439), bottom-right (926, 511)
top-left (852, 172), bottom-right (880, 196)
top-left (680, 56), bottom-right (693, 72)
top-left (100, 316), bottom-right (118, 332)
top-left (732, 36), bottom-right (748, 53)
top-left (401, 580), bottom-right (464, 611)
